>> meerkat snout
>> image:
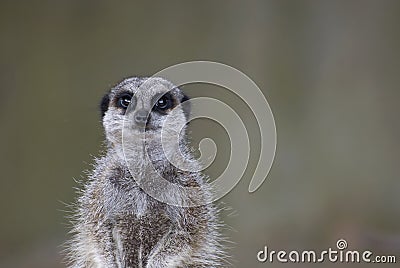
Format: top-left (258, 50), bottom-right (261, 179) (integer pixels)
top-left (134, 109), bottom-right (151, 126)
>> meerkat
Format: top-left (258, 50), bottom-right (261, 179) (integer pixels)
top-left (66, 77), bottom-right (226, 268)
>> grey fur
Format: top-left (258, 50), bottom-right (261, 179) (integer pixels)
top-left (66, 77), bottom-right (227, 268)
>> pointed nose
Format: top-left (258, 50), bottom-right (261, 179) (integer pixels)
top-left (134, 109), bottom-right (150, 126)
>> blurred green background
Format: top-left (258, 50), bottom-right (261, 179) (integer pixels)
top-left (1, 0), bottom-right (399, 267)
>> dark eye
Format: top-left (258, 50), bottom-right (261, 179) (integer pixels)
top-left (155, 94), bottom-right (173, 111)
top-left (117, 94), bottom-right (132, 109)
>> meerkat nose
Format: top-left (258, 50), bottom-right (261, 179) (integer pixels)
top-left (134, 109), bottom-right (150, 126)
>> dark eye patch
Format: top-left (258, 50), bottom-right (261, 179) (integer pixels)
top-left (152, 92), bottom-right (176, 113)
top-left (115, 92), bottom-right (136, 110)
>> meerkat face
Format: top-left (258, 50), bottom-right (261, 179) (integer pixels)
top-left (100, 77), bottom-right (190, 147)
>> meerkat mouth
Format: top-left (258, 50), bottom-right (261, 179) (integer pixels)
top-left (124, 127), bottom-right (159, 140)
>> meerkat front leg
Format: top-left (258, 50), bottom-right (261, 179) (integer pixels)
top-left (146, 229), bottom-right (193, 268)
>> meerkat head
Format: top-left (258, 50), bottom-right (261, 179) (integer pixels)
top-left (99, 77), bottom-right (190, 150)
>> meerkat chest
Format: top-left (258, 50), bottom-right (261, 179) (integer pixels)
top-left (111, 203), bottom-right (173, 267)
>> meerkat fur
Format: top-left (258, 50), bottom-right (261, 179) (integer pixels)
top-left (65, 77), bottom-right (227, 268)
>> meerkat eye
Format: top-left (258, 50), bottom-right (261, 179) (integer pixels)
top-left (117, 94), bottom-right (133, 109)
top-left (155, 93), bottom-right (174, 111)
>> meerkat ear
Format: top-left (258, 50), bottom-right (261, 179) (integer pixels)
top-left (100, 93), bottom-right (110, 118)
top-left (181, 93), bottom-right (191, 122)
